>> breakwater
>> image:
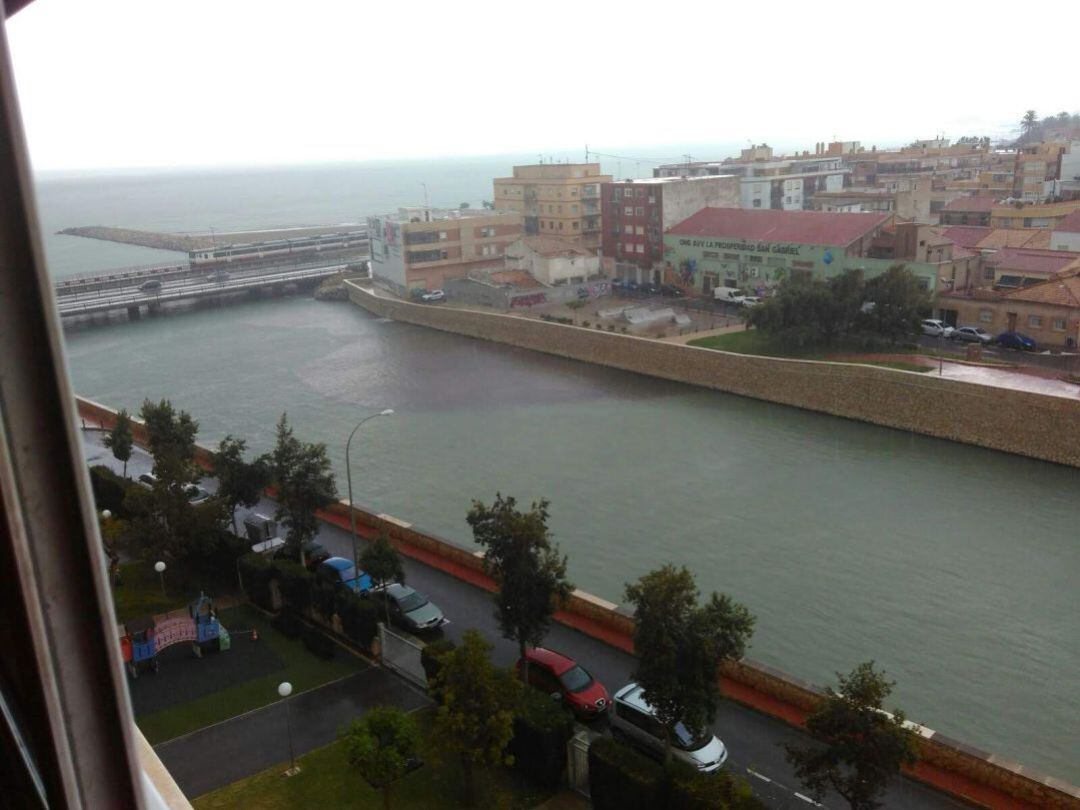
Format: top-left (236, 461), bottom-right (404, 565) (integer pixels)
top-left (75, 395), bottom-right (1080, 808)
top-left (59, 224), bottom-right (372, 253)
top-left (346, 281), bottom-right (1080, 468)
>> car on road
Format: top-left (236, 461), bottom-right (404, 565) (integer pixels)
top-left (659, 284), bottom-right (685, 298)
top-left (921, 319), bottom-right (954, 338)
top-left (996, 331), bottom-right (1038, 351)
top-left (139, 279), bottom-right (162, 293)
top-left (206, 270), bottom-right (230, 283)
top-left (371, 582), bottom-right (446, 633)
top-left (420, 289), bottom-right (445, 303)
top-left (611, 683), bottom-right (728, 772)
top-left (275, 541), bottom-right (331, 570)
top-left (516, 647), bottom-right (610, 722)
top-left (950, 326), bottom-right (993, 344)
top-left (315, 556), bottom-right (372, 594)
top-left (137, 472), bottom-right (158, 489)
top-left (738, 295), bottom-right (763, 308)
top-left (184, 484), bottom-right (212, 505)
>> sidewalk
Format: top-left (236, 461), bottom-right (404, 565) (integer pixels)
top-left (155, 668), bottom-right (430, 798)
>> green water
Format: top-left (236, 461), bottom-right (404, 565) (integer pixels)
top-left (62, 296), bottom-right (1080, 782)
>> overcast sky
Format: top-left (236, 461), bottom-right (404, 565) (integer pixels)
top-left (7, 0), bottom-right (1078, 170)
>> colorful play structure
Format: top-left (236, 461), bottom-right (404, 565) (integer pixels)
top-left (120, 593), bottom-right (230, 678)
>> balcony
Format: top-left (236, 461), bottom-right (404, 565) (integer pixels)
top-left (582, 217), bottom-right (601, 233)
top-left (581, 186), bottom-right (599, 199)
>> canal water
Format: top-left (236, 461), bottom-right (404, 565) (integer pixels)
top-left (61, 295), bottom-right (1080, 782)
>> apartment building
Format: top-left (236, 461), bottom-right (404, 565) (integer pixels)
top-left (990, 200), bottom-right (1080, 229)
top-left (939, 196), bottom-right (997, 226)
top-left (492, 163), bottom-right (612, 250)
top-left (600, 175), bottom-right (740, 280)
top-left (1013, 143), bottom-right (1065, 201)
top-left (367, 207), bottom-right (522, 294)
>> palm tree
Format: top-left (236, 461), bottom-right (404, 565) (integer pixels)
top-left (1021, 110), bottom-right (1038, 135)
top-left (1058, 111), bottom-right (1071, 125)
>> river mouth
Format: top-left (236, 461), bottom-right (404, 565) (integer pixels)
top-left (61, 295), bottom-right (1080, 784)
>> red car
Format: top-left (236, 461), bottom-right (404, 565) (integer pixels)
top-left (516, 647), bottom-right (610, 721)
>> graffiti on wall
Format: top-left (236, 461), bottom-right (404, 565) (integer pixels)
top-left (510, 292), bottom-right (548, 308)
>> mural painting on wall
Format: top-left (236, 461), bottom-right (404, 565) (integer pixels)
top-left (584, 281), bottom-right (610, 298)
top-left (510, 292), bottom-right (548, 308)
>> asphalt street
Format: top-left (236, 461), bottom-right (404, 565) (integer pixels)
top-left (83, 433), bottom-right (966, 809)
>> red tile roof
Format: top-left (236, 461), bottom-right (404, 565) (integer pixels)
top-left (939, 226), bottom-right (992, 249)
top-left (942, 196), bottom-right (997, 212)
top-left (985, 247), bottom-right (1080, 275)
top-left (1054, 210), bottom-right (1080, 234)
top-left (666, 208), bottom-right (890, 247)
top-left (1002, 269), bottom-right (1080, 308)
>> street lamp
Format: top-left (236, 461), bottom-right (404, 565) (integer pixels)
top-left (345, 409), bottom-right (394, 573)
top-left (278, 681), bottom-right (297, 775)
top-left (154, 560), bottom-right (166, 596)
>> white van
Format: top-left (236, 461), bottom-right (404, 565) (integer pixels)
top-left (713, 287), bottom-right (745, 303)
top-left (610, 683), bottom-right (728, 772)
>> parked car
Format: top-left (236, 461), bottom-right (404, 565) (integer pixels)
top-left (738, 296), bottom-right (763, 308)
top-left (136, 472), bottom-right (158, 489)
top-left (420, 289), bottom-right (445, 303)
top-left (659, 284), bottom-right (685, 298)
top-left (184, 484), bottom-right (212, 505)
top-left (950, 326), bottom-right (993, 344)
top-left (921, 319), bottom-right (954, 338)
top-left (516, 647), bottom-right (610, 722)
top-left (315, 556), bottom-right (372, 594)
top-left (996, 331), bottom-right (1037, 351)
top-left (713, 287), bottom-right (746, 303)
top-left (275, 541), bottom-right (331, 570)
top-left (139, 279), bottom-right (162, 293)
top-left (371, 583), bottom-right (446, 633)
top-left (638, 283), bottom-right (661, 296)
top-left (611, 683), bottom-right (728, 772)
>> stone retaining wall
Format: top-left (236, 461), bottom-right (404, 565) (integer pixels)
top-left (75, 395), bottom-right (1080, 808)
top-left (347, 281), bottom-right (1080, 468)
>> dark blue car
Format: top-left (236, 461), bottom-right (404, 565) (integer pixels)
top-left (316, 557), bottom-right (373, 594)
top-left (996, 332), bottom-right (1037, 351)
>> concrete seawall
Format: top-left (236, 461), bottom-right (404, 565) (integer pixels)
top-left (77, 396), bottom-right (1080, 807)
top-left (346, 281), bottom-right (1080, 468)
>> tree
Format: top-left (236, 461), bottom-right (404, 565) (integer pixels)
top-left (103, 409), bottom-right (134, 478)
top-left (271, 413), bottom-right (336, 563)
top-left (624, 564), bottom-right (755, 763)
top-left (748, 269), bottom-right (865, 350)
top-left (1058, 111), bottom-right (1072, 125)
top-left (212, 435), bottom-right (271, 534)
top-left (459, 202), bottom-right (471, 209)
top-left (361, 532), bottom-right (405, 625)
top-left (859, 265), bottom-right (930, 342)
top-left (785, 662), bottom-right (919, 810)
top-left (140, 399), bottom-right (200, 487)
top-left (466, 494), bottom-right (572, 684)
top-left (342, 706), bottom-right (420, 810)
top-left (431, 629), bottom-right (521, 806)
top-left (1021, 109), bottom-right (1038, 135)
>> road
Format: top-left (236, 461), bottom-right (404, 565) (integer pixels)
top-left (82, 433), bottom-right (967, 809)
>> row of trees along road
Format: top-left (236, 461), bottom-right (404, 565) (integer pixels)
top-left (461, 493), bottom-right (919, 810)
top-left (748, 265), bottom-right (930, 351)
top-left (103, 408), bottom-right (919, 809)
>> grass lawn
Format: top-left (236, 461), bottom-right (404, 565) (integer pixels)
top-left (193, 709), bottom-right (553, 810)
top-left (136, 604), bottom-right (367, 744)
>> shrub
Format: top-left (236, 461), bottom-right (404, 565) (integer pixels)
top-left (302, 624), bottom-right (336, 659)
top-left (276, 560), bottom-right (313, 613)
top-left (665, 759), bottom-right (766, 809)
top-left (310, 575), bottom-right (338, 620)
top-left (338, 591), bottom-right (379, 649)
top-left (272, 609), bottom-right (303, 639)
top-left (509, 688), bottom-right (574, 789)
top-left (238, 552), bottom-right (275, 611)
top-left (588, 737), bottom-right (664, 810)
top-left (582, 321), bottom-right (591, 328)
top-left (567, 299), bottom-right (585, 310)
top-left (420, 638), bottom-right (456, 691)
top-left (89, 464), bottom-right (132, 516)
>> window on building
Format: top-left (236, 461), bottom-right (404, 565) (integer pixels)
top-left (635, 207), bottom-right (644, 216)
top-left (752, 199), bottom-right (762, 208)
top-left (614, 188), bottom-right (622, 199)
top-left (979, 310), bottom-right (994, 323)
top-left (558, 221), bottom-right (563, 230)
top-left (984, 267), bottom-right (996, 280)
top-left (1028, 315), bottom-right (1043, 328)
top-left (723, 253), bottom-right (739, 260)
top-left (624, 225), bottom-right (633, 234)
top-left (1052, 318), bottom-right (1067, 331)
top-left (573, 221), bottom-right (579, 229)
top-left (635, 226), bottom-right (644, 235)
top-left (571, 204), bottom-right (578, 213)
top-left (635, 244), bottom-right (644, 253)
top-left (624, 242), bottom-right (634, 253)
top-left (624, 206), bottom-right (633, 216)
top-left (636, 188), bottom-right (644, 198)
top-left (703, 251), bottom-right (719, 259)
top-left (571, 187), bottom-right (578, 195)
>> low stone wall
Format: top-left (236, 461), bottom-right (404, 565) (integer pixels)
top-left (347, 281), bottom-right (1080, 468)
top-left (75, 394), bottom-right (1080, 807)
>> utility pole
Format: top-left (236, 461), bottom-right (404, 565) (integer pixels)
top-left (585, 143), bottom-right (588, 163)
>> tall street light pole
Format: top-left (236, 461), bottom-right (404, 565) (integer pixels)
top-left (346, 409), bottom-right (394, 573)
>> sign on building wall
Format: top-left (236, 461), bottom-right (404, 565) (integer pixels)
top-left (677, 239), bottom-right (802, 256)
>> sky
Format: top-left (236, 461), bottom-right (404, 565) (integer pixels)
top-left (6, 0), bottom-right (1079, 171)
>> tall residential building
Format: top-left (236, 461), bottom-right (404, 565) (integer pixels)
top-left (492, 163), bottom-right (613, 250)
top-left (1013, 143), bottom-right (1065, 202)
top-left (367, 207), bottom-right (522, 294)
top-left (600, 175), bottom-right (740, 281)
top-left (655, 146), bottom-right (848, 211)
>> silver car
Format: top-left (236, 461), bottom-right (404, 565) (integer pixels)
top-left (950, 326), bottom-right (993, 344)
top-left (610, 683), bottom-right (728, 772)
top-left (921, 319), bottom-right (954, 338)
